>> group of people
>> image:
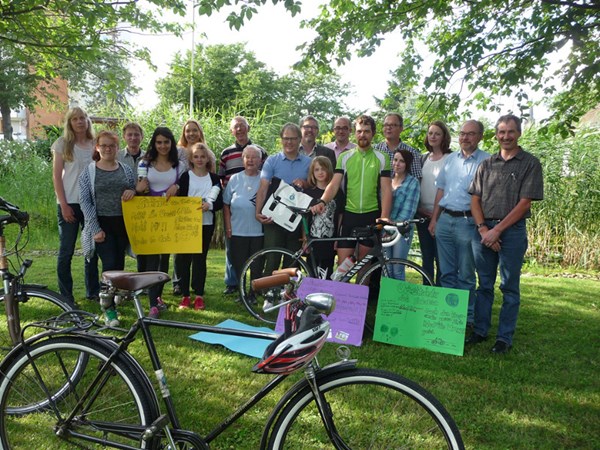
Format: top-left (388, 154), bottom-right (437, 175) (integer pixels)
top-left (52, 107), bottom-right (543, 352)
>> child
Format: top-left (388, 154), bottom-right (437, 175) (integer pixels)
top-left (304, 156), bottom-right (343, 279)
top-left (175, 143), bottom-right (223, 310)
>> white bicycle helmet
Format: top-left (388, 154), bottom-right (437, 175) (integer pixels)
top-left (253, 306), bottom-right (330, 375)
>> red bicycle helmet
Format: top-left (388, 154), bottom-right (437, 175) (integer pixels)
top-left (253, 306), bottom-right (330, 375)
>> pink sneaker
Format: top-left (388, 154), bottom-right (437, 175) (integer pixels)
top-left (148, 306), bottom-right (160, 319)
top-left (178, 296), bottom-right (191, 309)
top-left (194, 296), bottom-right (205, 310)
top-left (156, 297), bottom-right (168, 311)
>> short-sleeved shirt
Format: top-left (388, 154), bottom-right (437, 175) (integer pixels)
top-left (374, 141), bottom-right (422, 178)
top-left (469, 148), bottom-right (543, 219)
top-left (51, 137), bottom-right (94, 204)
top-left (336, 147), bottom-right (391, 214)
top-left (325, 141), bottom-right (356, 159)
top-left (218, 140), bottom-right (267, 186)
top-left (260, 151), bottom-right (312, 185)
top-left (436, 149), bottom-right (490, 211)
top-left (223, 172), bottom-right (263, 237)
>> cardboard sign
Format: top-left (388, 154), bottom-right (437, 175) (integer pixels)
top-left (262, 180), bottom-right (313, 231)
top-left (275, 277), bottom-right (369, 346)
top-left (122, 196), bottom-right (203, 255)
top-left (373, 277), bottom-right (468, 356)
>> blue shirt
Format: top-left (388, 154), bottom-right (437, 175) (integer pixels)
top-left (436, 149), bottom-right (490, 211)
top-left (224, 172), bottom-right (263, 237)
top-left (260, 151), bottom-right (311, 185)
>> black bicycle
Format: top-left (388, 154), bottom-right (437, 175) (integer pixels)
top-left (0, 269), bottom-right (463, 449)
top-left (239, 203), bottom-right (433, 324)
top-left (0, 197), bottom-right (72, 351)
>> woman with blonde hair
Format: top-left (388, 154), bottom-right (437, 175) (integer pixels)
top-left (51, 106), bottom-right (100, 306)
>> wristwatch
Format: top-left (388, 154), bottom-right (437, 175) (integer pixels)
top-left (476, 223), bottom-right (487, 229)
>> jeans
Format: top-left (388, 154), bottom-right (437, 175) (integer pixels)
top-left (472, 219), bottom-right (528, 346)
top-left (224, 236), bottom-right (239, 288)
top-left (384, 227), bottom-right (414, 280)
top-left (416, 219), bottom-right (440, 285)
top-left (57, 204), bottom-right (100, 303)
top-left (436, 213), bottom-right (477, 324)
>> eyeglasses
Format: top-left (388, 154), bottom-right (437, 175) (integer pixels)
top-left (281, 137), bottom-right (299, 142)
top-left (98, 144), bottom-right (118, 150)
top-left (334, 126), bottom-right (349, 132)
top-left (301, 125), bottom-right (318, 131)
top-left (383, 123), bottom-right (400, 128)
top-left (459, 131), bottom-right (480, 138)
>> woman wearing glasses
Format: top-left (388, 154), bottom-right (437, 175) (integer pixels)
top-left (79, 130), bottom-right (136, 326)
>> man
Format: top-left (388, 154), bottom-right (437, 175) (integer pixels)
top-left (299, 115), bottom-right (336, 168)
top-left (118, 122), bottom-right (145, 178)
top-left (466, 114), bottom-right (543, 354)
top-left (315, 114), bottom-right (392, 263)
top-left (374, 113), bottom-right (422, 178)
top-left (255, 123), bottom-right (312, 273)
top-left (428, 120), bottom-right (490, 327)
top-left (325, 116), bottom-right (356, 159)
top-left (219, 116), bottom-right (267, 295)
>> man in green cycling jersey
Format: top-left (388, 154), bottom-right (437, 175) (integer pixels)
top-left (313, 114), bottom-right (392, 263)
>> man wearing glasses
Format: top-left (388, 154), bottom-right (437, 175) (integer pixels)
top-left (375, 112), bottom-right (422, 178)
top-left (299, 115), bottom-right (336, 168)
top-left (325, 116), bottom-right (356, 159)
top-left (428, 120), bottom-right (490, 329)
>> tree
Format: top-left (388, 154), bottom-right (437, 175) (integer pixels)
top-left (197, 0), bottom-right (600, 135)
top-left (0, 0), bottom-right (187, 139)
top-left (155, 42), bottom-right (352, 125)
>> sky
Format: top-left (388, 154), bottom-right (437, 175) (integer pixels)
top-left (129, 0), bottom-right (404, 114)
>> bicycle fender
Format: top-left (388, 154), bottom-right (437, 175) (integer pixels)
top-left (259, 359), bottom-right (358, 450)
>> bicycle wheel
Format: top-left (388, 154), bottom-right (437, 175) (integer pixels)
top-left (357, 258), bottom-right (433, 287)
top-left (0, 336), bottom-right (160, 449)
top-left (268, 367), bottom-right (464, 449)
top-left (0, 286), bottom-right (73, 351)
top-left (239, 247), bottom-right (313, 324)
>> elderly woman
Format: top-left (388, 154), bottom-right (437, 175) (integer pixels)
top-left (223, 145), bottom-right (264, 298)
top-left (79, 130), bottom-right (136, 326)
top-left (51, 106), bottom-right (100, 306)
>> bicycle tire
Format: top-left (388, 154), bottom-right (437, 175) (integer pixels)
top-left (356, 258), bottom-right (433, 287)
top-left (239, 247), bottom-right (313, 325)
top-left (0, 286), bottom-right (73, 352)
top-left (268, 367), bottom-right (464, 449)
top-left (0, 336), bottom-right (160, 449)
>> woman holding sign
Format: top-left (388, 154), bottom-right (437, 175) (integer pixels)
top-left (176, 143), bottom-right (222, 311)
top-left (136, 127), bottom-right (187, 318)
top-left (79, 130), bottom-right (136, 326)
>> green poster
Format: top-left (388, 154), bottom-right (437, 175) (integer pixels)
top-left (373, 277), bottom-right (468, 356)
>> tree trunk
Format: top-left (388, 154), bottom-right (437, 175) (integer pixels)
top-left (0, 101), bottom-right (13, 141)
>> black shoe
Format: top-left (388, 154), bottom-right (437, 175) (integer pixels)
top-left (86, 295), bottom-right (100, 303)
top-left (491, 340), bottom-right (512, 354)
top-left (172, 285), bottom-right (181, 296)
top-left (465, 332), bottom-right (487, 345)
top-left (223, 286), bottom-right (238, 295)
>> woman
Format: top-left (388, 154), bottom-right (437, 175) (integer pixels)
top-left (386, 149), bottom-right (420, 280)
top-left (79, 131), bottom-right (136, 326)
top-left (417, 120), bottom-right (451, 285)
top-left (136, 127), bottom-right (187, 318)
top-left (173, 119), bottom-right (207, 295)
top-left (51, 106), bottom-right (100, 306)
top-left (223, 145), bottom-right (264, 301)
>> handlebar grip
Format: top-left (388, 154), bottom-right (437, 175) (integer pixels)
top-left (251, 273), bottom-right (290, 291)
top-left (271, 268), bottom-right (300, 277)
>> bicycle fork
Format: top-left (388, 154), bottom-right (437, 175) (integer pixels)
top-left (304, 365), bottom-right (351, 450)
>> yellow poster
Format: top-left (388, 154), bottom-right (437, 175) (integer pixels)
top-left (122, 197), bottom-right (203, 255)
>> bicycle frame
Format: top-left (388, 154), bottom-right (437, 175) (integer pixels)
top-left (21, 290), bottom-right (357, 448)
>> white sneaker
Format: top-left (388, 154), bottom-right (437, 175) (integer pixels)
top-left (104, 308), bottom-right (120, 327)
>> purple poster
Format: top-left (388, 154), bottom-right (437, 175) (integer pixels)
top-left (275, 277), bottom-right (369, 346)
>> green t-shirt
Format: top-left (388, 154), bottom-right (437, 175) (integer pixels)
top-left (336, 147), bottom-right (391, 214)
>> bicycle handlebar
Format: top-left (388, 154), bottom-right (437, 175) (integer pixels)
top-left (0, 197), bottom-right (29, 228)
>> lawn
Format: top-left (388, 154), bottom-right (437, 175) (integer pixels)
top-left (7, 249), bottom-right (600, 449)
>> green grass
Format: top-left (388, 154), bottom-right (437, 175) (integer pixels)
top-left (6, 249), bottom-right (599, 449)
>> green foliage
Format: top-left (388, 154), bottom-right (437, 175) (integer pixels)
top-left (155, 42), bottom-right (353, 126)
top-left (210, 0), bottom-right (600, 136)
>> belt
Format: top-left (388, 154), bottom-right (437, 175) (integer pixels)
top-left (441, 207), bottom-right (472, 218)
